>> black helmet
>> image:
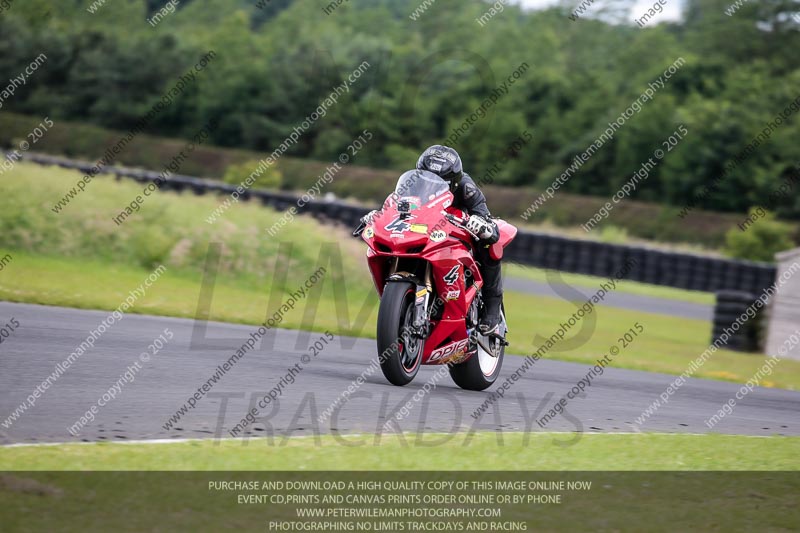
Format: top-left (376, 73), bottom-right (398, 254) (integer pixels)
top-left (416, 145), bottom-right (463, 189)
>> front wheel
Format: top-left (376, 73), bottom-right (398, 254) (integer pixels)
top-left (377, 282), bottom-right (423, 386)
top-left (449, 308), bottom-right (506, 391)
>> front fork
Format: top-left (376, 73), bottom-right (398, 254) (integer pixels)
top-left (411, 264), bottom-right (433, 338)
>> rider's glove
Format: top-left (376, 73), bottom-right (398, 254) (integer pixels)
top-left (361, 210), bottom-right (379, 225)
top-left (466, 215), bottom-right (495, 240)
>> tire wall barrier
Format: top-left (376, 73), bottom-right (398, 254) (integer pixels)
top-left (14, 151), bottom-right (777, 298)
top-left (711, 291), bottom-right (763, 353)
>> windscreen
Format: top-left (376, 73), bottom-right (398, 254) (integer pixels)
top-left (392, 170), bottom-right (449, 208)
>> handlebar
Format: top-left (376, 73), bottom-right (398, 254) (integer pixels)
top-left (444, 212), bottom-right (479, 241)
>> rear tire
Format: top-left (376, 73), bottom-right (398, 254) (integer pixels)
top-left (449, 307), bottom-right (506, 391)
top-left (377, 282), bottom-right (422, 386)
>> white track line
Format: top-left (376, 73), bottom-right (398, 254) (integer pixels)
top-left (0, 431), bottom-right (777, 449)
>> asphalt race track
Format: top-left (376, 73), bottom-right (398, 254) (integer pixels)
top-left (503, 276), bottom-right (713, 320)
top-left (1, 302), bottom-right (797, 446)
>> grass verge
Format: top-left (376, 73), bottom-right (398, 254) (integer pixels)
top-left (6, 245), bottom-right (800, 390)
top-left (2, 435), bottom-right (798, 531)
top-left (1, 433), bottom-right (798, 470)
top-left (2, 162), bottom-right (799, 388)
top-left (3, 250), bottom-right (799, 389)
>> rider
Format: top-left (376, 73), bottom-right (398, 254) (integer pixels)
top-left (363, 145), bottom-right (503, 335)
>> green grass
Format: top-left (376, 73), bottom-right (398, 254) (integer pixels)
top-left (500, 290), bottom-right (800, 388)
top-left (2, 162), bottom-right (800, 389)
top-left (0, 249), bottom-right (374, 338)
top-left (506, 263), bottom-right (715, 305)
top-left (3, 250), bottom-right (799, 389)
top-left (3, 435), bottom-right (798, 531)
top-left (0, 162), bottom-right (372, 291)
top-left (0, 162), bottom-right (375, 336)
top-left (2, 111), bottom-right (760, 249)
top-left (2, 433), bottom-right (798, 470)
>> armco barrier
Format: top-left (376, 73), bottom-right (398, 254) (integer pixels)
top-left (12, 151), bottom-right (779, 351)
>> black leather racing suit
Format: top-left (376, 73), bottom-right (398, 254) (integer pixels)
top-left (450, 174), bottom-right (502, 316)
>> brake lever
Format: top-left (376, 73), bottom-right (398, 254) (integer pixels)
top-left (444, 213), bottom-right (479, 241)
top-left (353, 221), bottom-right (366, 237)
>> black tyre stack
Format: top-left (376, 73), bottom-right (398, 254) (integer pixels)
top-left (712, 291), bottom-right (763, 353)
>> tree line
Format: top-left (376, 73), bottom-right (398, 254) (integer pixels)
top-left (1, 0), bottom-right (799, 218)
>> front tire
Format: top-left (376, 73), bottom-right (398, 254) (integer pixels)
top-left (377, 282), bottom-right (423, 386)
top-left (449, 308), bottom-right (506, 391)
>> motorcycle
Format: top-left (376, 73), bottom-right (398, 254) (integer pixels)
top-left (353, 169), bottom-right (518, 390)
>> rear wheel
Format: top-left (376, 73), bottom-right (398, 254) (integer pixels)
top-left (449, 307), bottom-right (506, 391)
top-left (377, 282), bottom-right (423, 386)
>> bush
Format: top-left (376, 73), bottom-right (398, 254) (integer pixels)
top-left (599, 226), bottom-right (629, 244)
top-left (132, 227), bottom-right (177, 269)
top-left (724, 208), bottom-right (795, 262)
top-left (222, 160), bottom-right (283, 190)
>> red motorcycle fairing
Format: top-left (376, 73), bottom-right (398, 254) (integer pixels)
top-left (362, 189), bottom-right (499, 366)
top-left (489, 219), bottom-right (518, 261)
top-left (360, 169), bottom-right (517, 389)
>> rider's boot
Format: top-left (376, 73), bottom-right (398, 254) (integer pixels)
top-left (479, 295), bottom-right (502, 336)
top-left (478, 259), bottom-right (503, 336)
